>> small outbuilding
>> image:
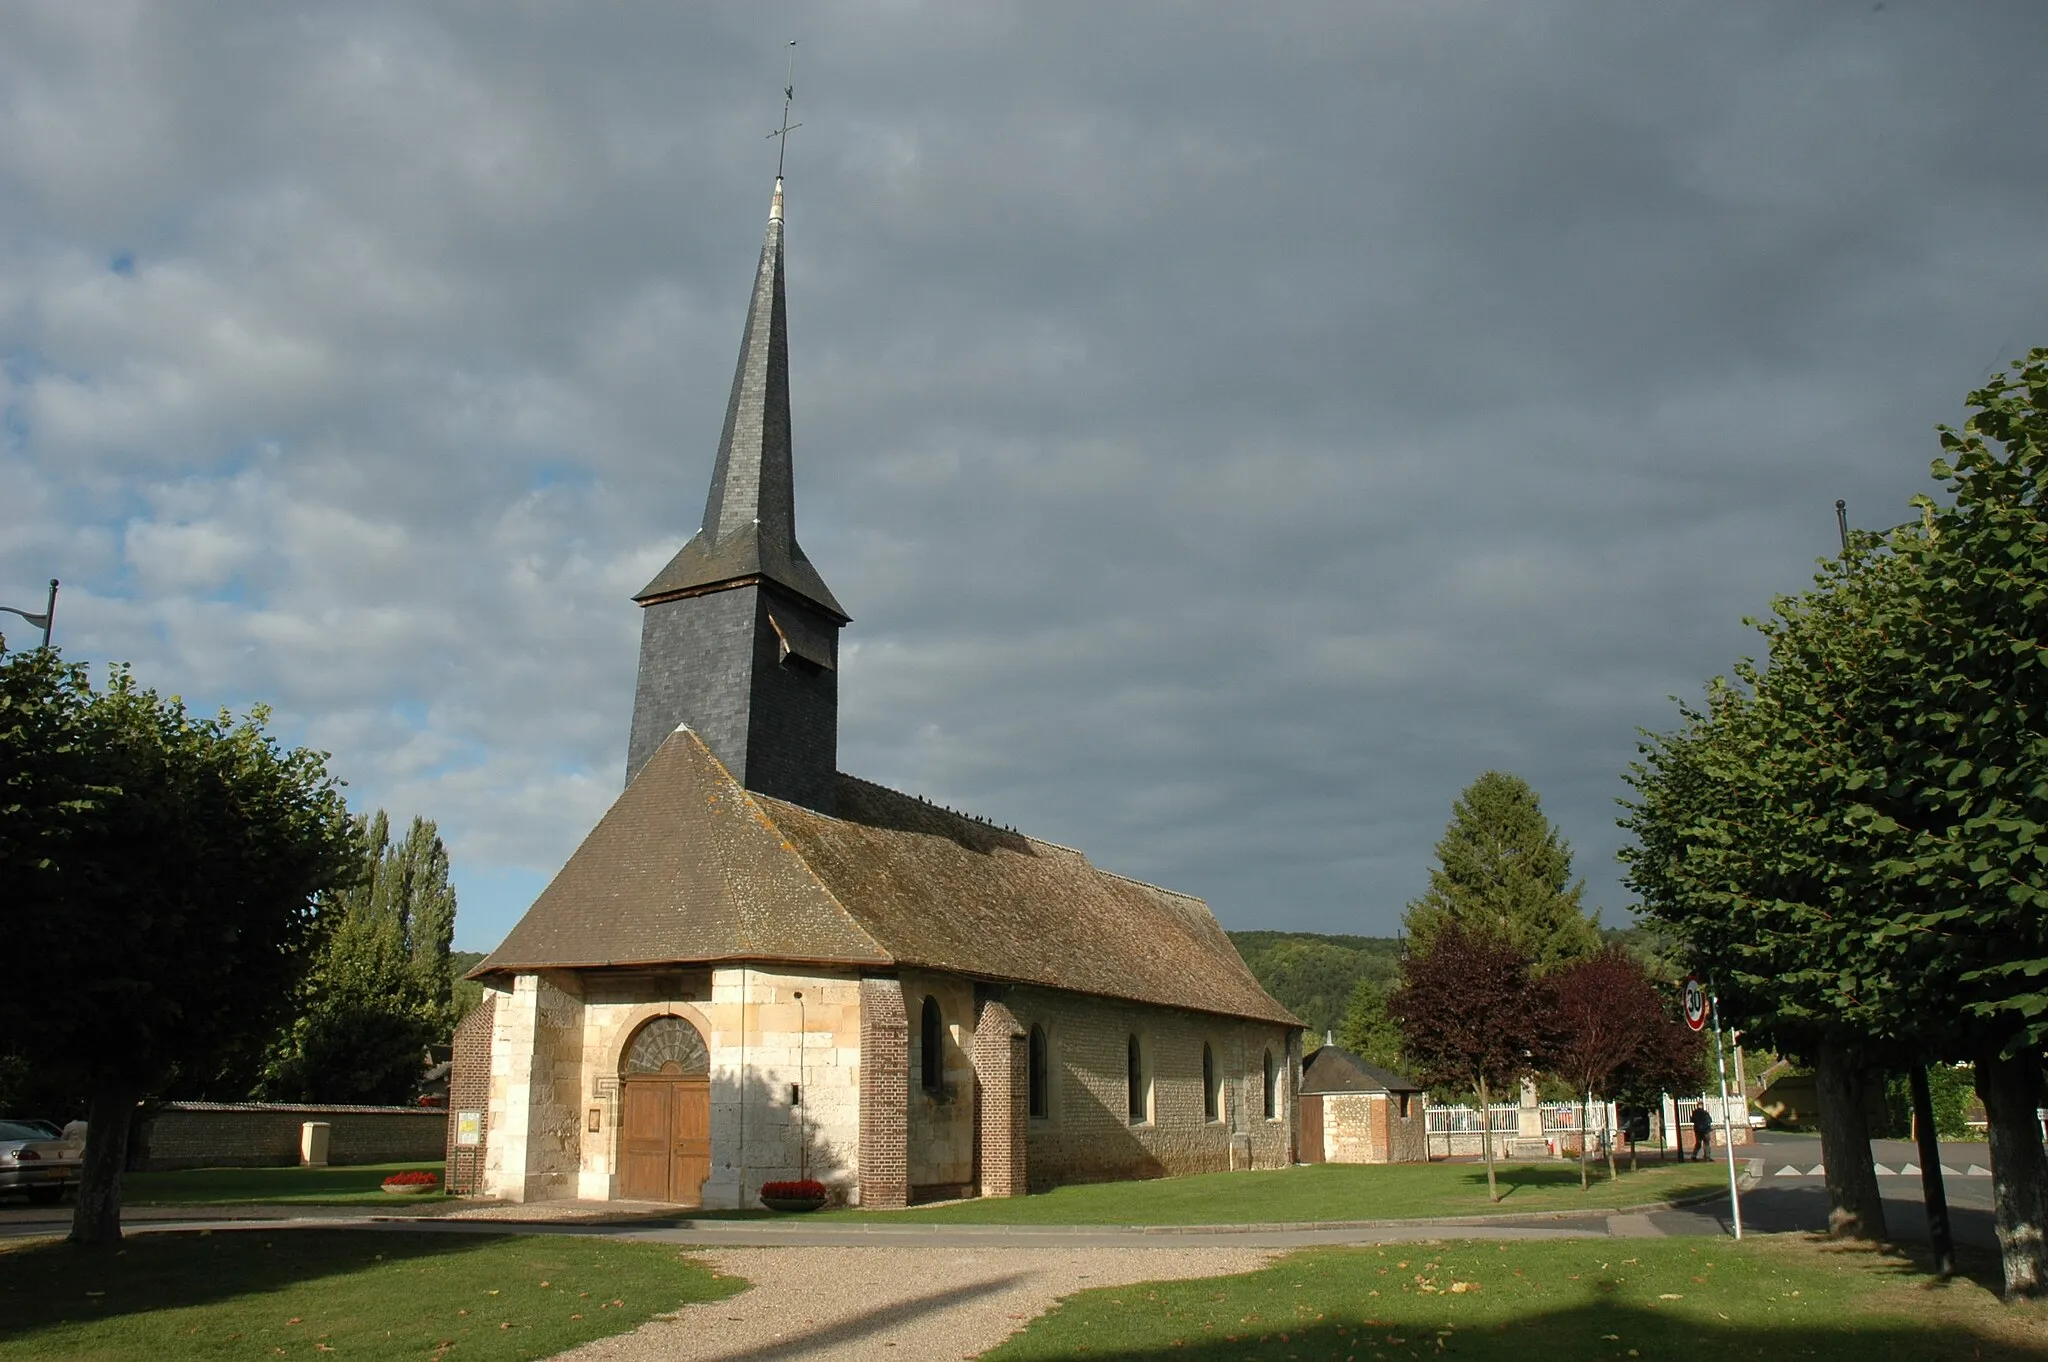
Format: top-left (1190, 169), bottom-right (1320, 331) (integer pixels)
top-left (1297, 1044), bottom-right (1428, 1164)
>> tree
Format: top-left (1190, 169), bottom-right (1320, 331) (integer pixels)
top-left (1337, 977), bottom-right (1407, 1075)
top-left (0, 649), bottom-right (357, 1244)
top-left (1546, 947), bottom-right (1670, 1186)
top-left (260, 811), bottom-right (461, 1104)
top-left (1611, 1007), bottom-right (1710, 1169)
top-left (1404, 771), bottom-right (1600, 973)
top-left (1621, 644), bottom-right (1898, 1241)
top-left (1620, 350), bottom-right (2048, 1295)
top-left (1387, 923), bottom-right (1552, 1202)
top-left (1859, 351), bottom-right (2048, 1296)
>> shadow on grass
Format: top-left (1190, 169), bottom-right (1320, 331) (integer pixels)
top-left (121, 1163), bottom-right (446, 1205)
top-left (983, 1235), bottom-right (2048, 1362)
top-left (989, 1302), bottom-right (2048, 1361)
top-left (1454, 1163), bottom-right (1607, 1200)
top-left (0, 1229), bottom-right (502, 1342)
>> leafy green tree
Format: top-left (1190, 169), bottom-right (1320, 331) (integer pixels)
top-left (1336, 977), bottom-right (1407, 1074)
top-left (0, 648), bottom-right (357, 1244)
top-left (1388, 923), bottom-right (1553, 1203)
top-left (1404, 771), bottom-right (1599, 974)
top-left (1621, 349), bottom-right (2048, 1295)
top-left (260, 811), bottom-right (462, 1104)
top-left (1622, 619), bottom-right (1900, 1241)
top-left (1884, 1066), bottom-right (1976, 1142)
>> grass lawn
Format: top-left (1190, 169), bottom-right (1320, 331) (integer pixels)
top-left (985, 1235), bottom-right (2048, 1361)
top-left (800, 1158), bottom-right (1732, 1225)
top-left (0, 1229), bottom-right (743, 1362)
top-left (120, 1163), bottom-right (449, 1207)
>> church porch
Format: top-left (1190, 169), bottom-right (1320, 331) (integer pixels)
top-left (481, 964), bottom-right (864, 1209)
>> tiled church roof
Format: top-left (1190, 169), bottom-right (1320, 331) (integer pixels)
top-left (478, 728), bottom-right (1297, 1027)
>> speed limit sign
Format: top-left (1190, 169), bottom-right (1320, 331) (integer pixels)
top-left (1683, 977), bottom-right (1709, 1032)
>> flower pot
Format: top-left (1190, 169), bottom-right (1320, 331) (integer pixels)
top-left (759, 1194), bottom-right (827, 1213)
top-left (381, 1183), bottom-right (437, 1195)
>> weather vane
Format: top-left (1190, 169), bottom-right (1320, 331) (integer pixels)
top-left (767, 40), bottom-right (801, 178)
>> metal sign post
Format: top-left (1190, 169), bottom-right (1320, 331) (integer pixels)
top-left (1708, 982), bottom-right (1744, 1239)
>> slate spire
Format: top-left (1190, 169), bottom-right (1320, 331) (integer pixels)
top-left (634, 177), bottom-right (845, 620)
top-left (624, 176), bottom-right (844, 807)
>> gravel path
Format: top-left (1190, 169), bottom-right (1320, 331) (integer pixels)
top-left (553, 1245), bottom-right (1275, 1362)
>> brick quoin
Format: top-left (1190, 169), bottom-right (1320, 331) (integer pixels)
top-left (444, 994), bottom-right (496, 1193)
top-left (972, 996), bottom-right (1028, 1198)
top-left (858, 976), bottom-right (909, 1208)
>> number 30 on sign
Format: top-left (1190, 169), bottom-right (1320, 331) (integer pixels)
top-left (1682, 977), bottom-right (1708, 1032)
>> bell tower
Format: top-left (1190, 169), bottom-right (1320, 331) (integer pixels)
top-left (626, 177), bottom-right (846, 811)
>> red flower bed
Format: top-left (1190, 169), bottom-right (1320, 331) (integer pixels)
top-left (759, 1179), bottom-right (826, 1200)
top-left (381, 1170), bottom-right (439, 1188)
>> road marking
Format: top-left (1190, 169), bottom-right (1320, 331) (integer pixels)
top-left (1807, 1164), bottom-right (1826, 1176)
top-left (1899, 1162), bottom-right (1920, 1175)
top-left (1941, 1165), bottom-right (1963, 1176)
top-left (1776, 1165), bottom-right (1806, 1177)
top-left (1966, 1165), bottom-right (1991, 1177)
top-left (1871, 1163), bottom-right (1893, 1176)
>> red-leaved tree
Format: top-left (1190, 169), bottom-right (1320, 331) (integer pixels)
top-left (1548, 947), bottom-right (1671, 1187)
top-left (1388, 923), bottom-right (1552, 1202)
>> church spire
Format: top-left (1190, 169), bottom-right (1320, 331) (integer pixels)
top-left (624, 174), bottom-right (845, 807)
top-left (634, 177), bottom-right (845, 620)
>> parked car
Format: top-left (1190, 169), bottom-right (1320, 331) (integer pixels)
top-left (0, 1119), bottom-right (82, 1204)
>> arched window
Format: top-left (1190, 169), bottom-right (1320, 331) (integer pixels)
top-left (1028, 1024), bottom-right (1049, 1119)
top-left (1126, 1035), bottom-right (1146, 1124)
top-left (1262, 1048), bottom-right (1278, 1120)
top-left (621, 1016), bottom-right (709, 1077)
top-left (1202, 1043), bottom-right (1218, 1122)
top-left (920, 997), bottom-right (944, 1092)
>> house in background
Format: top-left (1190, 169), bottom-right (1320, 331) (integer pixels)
top-left (1297, 1042), bottom-right (1427, 1164)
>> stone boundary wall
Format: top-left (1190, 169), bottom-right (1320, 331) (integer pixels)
top-left (137, 1102), bottom-right (446, 1170)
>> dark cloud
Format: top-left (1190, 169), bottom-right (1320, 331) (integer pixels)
top-left (3, 0), bottom-right (2044, 948)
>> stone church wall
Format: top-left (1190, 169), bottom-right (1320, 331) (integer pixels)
top-left (999, 984), bottom-right (1295, 1190)
top-left (483, 972), bottom-right (585, 1202)
top-left (900, 969), bottom-right (979, 1194)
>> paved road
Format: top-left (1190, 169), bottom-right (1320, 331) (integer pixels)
top-left (1650, 1131), bottom-right (1997, 1249)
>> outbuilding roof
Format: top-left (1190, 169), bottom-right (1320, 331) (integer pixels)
top-left (477, 727), bottom-right (1299, 1027)
top-left (1301, 1044), bottom-right (1425, 1095)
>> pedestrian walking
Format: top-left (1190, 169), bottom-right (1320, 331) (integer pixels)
top-left (1689, 1102), bottom-right (1713, 1161)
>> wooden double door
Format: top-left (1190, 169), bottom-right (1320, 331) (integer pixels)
top-left (619, 1075), bottom-right (711, 1204)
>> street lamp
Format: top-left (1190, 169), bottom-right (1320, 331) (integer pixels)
top-left (0, 579), bottom-right (58, 649)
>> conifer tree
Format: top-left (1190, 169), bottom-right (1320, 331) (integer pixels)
top-left (260, 810), bottom-right (462, 1103)
top-left (1404, 771), bottom-right (1600, 973)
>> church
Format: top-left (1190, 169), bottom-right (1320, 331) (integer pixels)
top-left (459, 177), bottom-right (1301, 1208)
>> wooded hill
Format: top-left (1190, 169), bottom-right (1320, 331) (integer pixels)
top-left (1229, 925), bottom-right (1674, 1041)
top-left (1227, 931), bottom-right (1402, 1040)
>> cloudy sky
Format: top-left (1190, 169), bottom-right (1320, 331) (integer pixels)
top-left (5, 1), bottom-right (2045, 951)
